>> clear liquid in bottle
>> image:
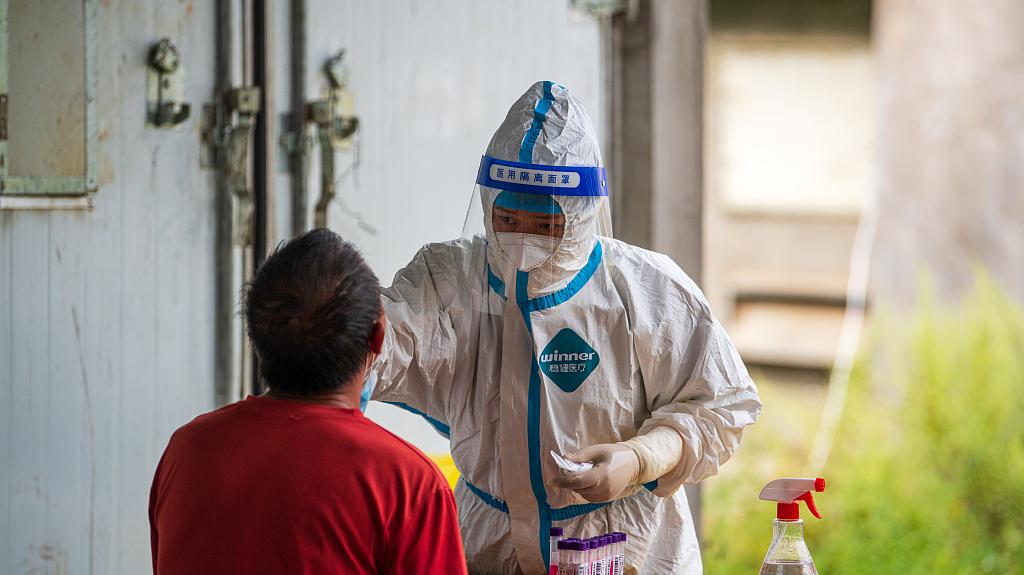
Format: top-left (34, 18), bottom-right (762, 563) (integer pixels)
top-left (759, 520), bottom-right (818, 575)
top-left (758, 561), bottom-right (819, 575)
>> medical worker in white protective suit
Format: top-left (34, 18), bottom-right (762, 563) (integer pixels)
top-left (371, 81), bottom-right (761, 574)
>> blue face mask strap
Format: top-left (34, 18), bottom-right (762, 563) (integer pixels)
top-left (359, 371), bottom-right (377, 412)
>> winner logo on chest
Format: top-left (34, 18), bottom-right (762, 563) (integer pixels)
top-left (539, 328), bottom-right (601, 393)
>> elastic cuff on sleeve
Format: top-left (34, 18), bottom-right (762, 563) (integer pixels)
top-left (623, 425), bottom-right (686, 485)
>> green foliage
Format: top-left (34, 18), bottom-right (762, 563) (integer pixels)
top-left (704, 278), bottom-right (1024, 574)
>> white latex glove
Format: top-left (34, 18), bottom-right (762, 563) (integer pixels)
top-left (548, 426), bottom-right (686, 502)
top-left (548, 443), bottom-right (640, 502)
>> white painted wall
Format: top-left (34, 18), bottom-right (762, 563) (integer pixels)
top-left (293, 0), bottom-right (605, 454)
top-left (1, 3), bottom-right (218, 574)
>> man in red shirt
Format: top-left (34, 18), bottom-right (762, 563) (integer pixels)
top-left (149, 229), bottom-right (468, 575)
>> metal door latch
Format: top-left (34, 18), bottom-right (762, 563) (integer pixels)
top-left (146, 38), bottom-right (191, 128)
top-left (225, 87), bottom-right (261, 245)
top-left (311, 50), bottom-right (359, 228)
top-left (202, 86), bottom-right (262, 245)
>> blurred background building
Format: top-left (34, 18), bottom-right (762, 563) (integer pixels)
top-left (705, 0), bottom-right (871, 375)
top-left (2, 0), bottom-right (1022, 573)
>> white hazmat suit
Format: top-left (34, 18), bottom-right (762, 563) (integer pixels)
top-left (373, 81), bottom-right (761, 574)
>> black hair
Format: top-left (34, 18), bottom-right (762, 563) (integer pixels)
top-left (243, 228), bottom-right (381, 396)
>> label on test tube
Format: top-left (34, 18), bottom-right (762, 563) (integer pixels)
top-left (613, 533), bottom-right (626, 575)
top-left (600, 540), bottom-right (609, 575)
top-left (557, 540), bottom-right (570, 575)
top-left (574, 541), bottom-right (591, 575)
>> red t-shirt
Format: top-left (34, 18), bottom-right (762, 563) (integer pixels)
top-left (149, 395), bottom-right (467, 575)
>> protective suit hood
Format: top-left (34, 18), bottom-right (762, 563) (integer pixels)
top-left (466, 81), bottom-right (612, 296)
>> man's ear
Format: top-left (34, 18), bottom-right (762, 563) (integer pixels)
top-left (369, 318), bottom-right (385, 355)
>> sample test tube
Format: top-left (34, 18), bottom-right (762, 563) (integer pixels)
top-left (573, 540), bottom-right (590, 575)
top-left (614, 532), bottom-right (627, 575)
top-left (556, 539), bottom-right (570, 575)
top-left (606, 535), bottom-right (615, 575)
top-left (549, 527), bottom-right (564, 575)
top-left (602, 533), bottom-right (612, 575)
top-left (604, 535), bottom-right (613, 575)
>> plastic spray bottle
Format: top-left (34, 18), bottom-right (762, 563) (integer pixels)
top-left (758, 477), bottom-right (827, 575)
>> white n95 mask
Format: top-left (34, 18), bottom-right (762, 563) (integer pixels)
top-left (495, 232), bottom-right (561, 270)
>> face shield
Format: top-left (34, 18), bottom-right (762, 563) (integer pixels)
top-left (462, 155), bottom-right (612, 278)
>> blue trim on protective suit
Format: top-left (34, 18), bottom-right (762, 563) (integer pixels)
top-left (486, 264), bottom-right (507, 301)
top-left (464, 478), bottom-right (660, 519)
top-left (514, 240), bottom-right (605, 570)
top-left (521, 241), bottom-right (603, 313)
top-left (515, 271), bottom-right (550, 566)
top-left (548, 478), bottom-right (659, 519)
top-left (519, 81), bottom-right (555, 163)
top-left (384, 401), bottom-right (451, 438)
top-left (462, 478), bottom-right (510, 514)
top-left (548, 480), bottom-right (659, 520)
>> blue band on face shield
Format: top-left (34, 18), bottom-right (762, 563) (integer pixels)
top-left (476, 155), bottom-right (608, 197)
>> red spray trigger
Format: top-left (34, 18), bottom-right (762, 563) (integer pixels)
top-left (759, 477), bottom-right (827, 521)
top-left (796, 492), bottom-right (821, 519)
